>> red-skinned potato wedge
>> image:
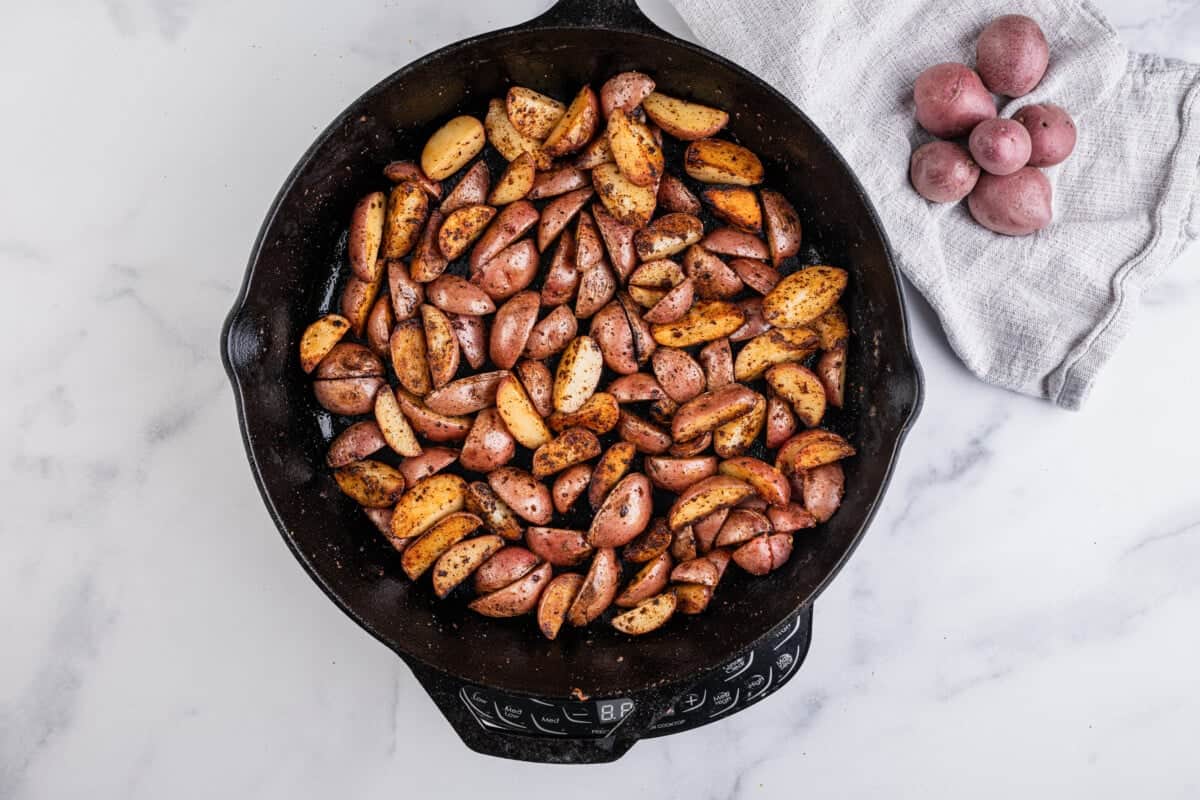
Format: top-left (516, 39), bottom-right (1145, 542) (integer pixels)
top-left (529, 165), bottom-right (590, 200)
top-left (671, 557), bottom-right (720, 587)
top-left (375, 386), bottom-right (423, 457)
top-left (552, 335), bottom-right (604, 413)
top-left (420, 304), bottom-right (460, 388)
top-left (591, 203), bottom-right (638, 279)
top-left (494, 373), bottom-right (552, 449)
top-left (525, 305), bottom-right (578, 360)
top-left (473, 239), bottom-right (539, 301)
top-left (538, 187), bottom-right (593, 252)
top-left (547, 392), bottom-right (620, 435)
top-left (567, 547), bottom-right (620, 626)
top-left (732, 327), bottom-right (818, 381)
top-left (383, 160), bottom-right (443, 199)
top-left (618, 410), bottom-right (672, 454)
top-left (314, 342), bottom-right (383, 380)
top-left (401, 511), bottom-right (482, 580)
top-left (629, 285), bottom-right (666, 310)
top-left (631, 258), bottom-right (686, 290)
top-left (575, 210), bottom-right (604, 272)
top-left (802, 462), bottom-right (845, 523)
top-left (671, 383), bottom-right (760, 442)
top-left (763, 266), bottom-right (849, 329)
top-left (460, 407), bottom-right (516, 472)
top-left (650, 300), bottom-right (745, 347)
top-left (390, 319), bottom-right (431, 396)
top-left (642, 92), bottom-right (729, 140)
top-left (326, 421), bottom-right (387, 468)
top-left (591, 162), bottom-right (657, 228)
top-left (668, 475), bottom-right (755, 530)
top-left (643, 278), bottom-right (695, 324)
top-left (814, 305), bottom-right (850, 350)
top-left (671, 524), bottom-right (698, 561)
top-left (485, 98), bottom-right (550, 169)
top-left (818, 347), bottom-right (846, 408)
top-left (542, 86), bottom-right (599, 158)
top-left (588, 441), bottom-right (637, 509)
top-left (389, 473), bottom-right (467, 541)
top-left (340, 274), bottom-right (381, 338)
top-left (760, 189), bottom-right (802, 266)
top-left (312, 377), bottom-right (385, 416)
top-left (489, 291), bottom-right (541, 370)
top-left (516, 359), bottom-right (553, 418)
top-left (673, 583), bottom-right (713, 614)
top-left (608, 372), bottom-right (667, 402)
top-left (420, 115), bottom-right (485, 180)
top-left (438, 204), bottom-right (495, 261)
top-left (615, 551), bottom-right (672, 608)
top-left (683, 245), bottom-right (744, 300)
top-left (473, 547), bottom-right (540, 593)
top-left (698, 338), bottom-right (734, 390)
top-left (588, 473), bottom-right (654, 548)
top-left (574, 135), bottom-right (614, 169)
top-left (729, 258), bottom-right (781, 295)
top-left (469, 200), bottom-right (539, 273)
top-left (701, 227), bottom-right (770, 260)
top-left (382, 181), bottom-right (429, 259)
top-left (552, 464), bottom-right (592, 514)
top-left (645, 456), bottom-right (718, 493)
top-left (349, 191), bottom-right (386, 281)
top-left (440, 161), bottom-right (490, 214)
top-left (426, 274), bottom-right (495, 316)
top-left (526, 526), bottom-right (594, 567)
top-left (766, 362), bottom-right (827, 427)
top-left (619, 291), bottom-right (657, 365)
top-left (706, 548), bottom-right (732, 582)
top-left (465, 481), bottom-right (524, 541)
top-left (732, 533), bottom-right (793, 576)
top-left (738, 495), bottom-right (768, 512)
top-left (506, 86), bottom-right (566, 140)
top-left (703, 187), bottom-right (762, 234)
top-left (600, 71), bottom-right (656, 117)
top-left (574, 259), bottom-right (617, 319)
top-left (684, 139), bottom-right (764, 186)
top-left (449, 313), bottom-right (487, 369)
top-left (388, 260), bottom-right (425, 318)
top-left (365, 293), bottom-right (394, 357)
top-left (538, 572), bottom-right (585, 640)
top-left (607, 108), bottom-right (665, 188)
top-left (623, 518), bottom-right (673, 563)
top-left (766, 392), bottom-right (798, 449)
top-left (410, 211), bottom-right (449, 283)
top-left (718, 456), bottom-right (791, 506)
top-left (398, 447), bottom-right (458, 487)
top-left (611, 593), bottom-right (677, 635)
top-left (392, 388), bottom-right (472, 442)
top-left (649, 396), bottom-right (680, 428)
top-left (657, 173), bottom-right (701, 214)
top-left (488, 466), bottom-right (553, 525)
top-left (692, 507), bottom-right (729, 553)
top-left (540, 230), bottom-right (579, 306)
top-left (651, 347), bottom-right (706, 404)
top-left (532, 427), bottom-right (601, 478)
top-left (470, 562), bottom-right (552, 618)
top-left (730, 297), bottom-right (769, 341)
top-left (635, 213), bottom-right (704, 260)
top-left (713, 391), bottom-right (766, 457)
top-left (432, 534), bottom-right (504, 598)
top-left (300, 314), bottom-right (351, 373)
top-left (775, 429), bottom-right (856, 474)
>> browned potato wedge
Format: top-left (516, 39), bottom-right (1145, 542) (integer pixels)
top-left (574, 134), bottom-right (614, 169)
top-left (547, 392), bottom-right (620, 435)
top-left (732, 327), bottom-right (818, 381)
top-left (349, 191), bottom-right (386, 281)
top-left (529, 165), bottom-right (590, 200)
top-left (644, 279), bottom-right (695, 324)
top-left (494, 373), bottom-right (552, 449)
top-left (383, 160), bottom-right (443, 199)
top-left (701, 227), bottom-right (770, 260)
top-left (470, 200), bottom-right (539, 273)
top-left (730, 297), bottom-right (769, 342)
top-left (643, 456), bottom-right (717, 493)
top-left (327, 421), bottom-right (387, 468)
top-left (648, 395), bottom-right (680, 427)
top-left (642, 92), bottom-right (729, 140)
top-left (738, 495), bottom-right (768, 512)
top-left (615, 551), bottom-right (672, 607)
top-left (592, 162), bottom-right (656, 228)
top-left (312, 377), bottom-right (385, 416)
top-left (713, 391), bottom-right (766, 457)
top-left (715, 508), bottom-right (772, 548)
top-left (767, 363), bottom-right (826, 427)
top-left (622, 518), bottom-right (672, 563)
top-left (657, 173), bottom-right (701, 214)
top-left (421, 115), bottom-right (485, 180)
top-left (389, 319), bottom-right (431, 396)
top-left (673, 583), bottom-right (713, 614)
top-left (703, 188), bottom-right (762, 234)
top-left (438, 204), bottom-right (495, 261)
top-left (515, 359), bottom-right (554, 418)
top-left (567, 547), bottom-right (620, 626)
top-left (541, 230), bottom-right (579, 306)
top-left (382, 181), bottom-right (430, 259)
top-left (423, 372), bottom-right (506, 416)
top-left (552, 464), bottom-right (592, 514)
top-left (489, 291), bottom-right (540, 370)
top-left (470, 562), bottom-right (552, 618)
top-left (537, 187), bottom-right (593, 251)
top-left (684, 139), bottom-right (764, 186)
top-left (398, 447), bottom-right (458, 486)
top-left (439, 161), bottom-right (491, 214)
top-left (668, 475), bottom-right (754, 530)
top-left (460, 407), bottom-right (516, 472)
top-left (591, 204), bottom-right (638, 279)
top-left (612, 593), bottom-right (676, 635)
top-left (525, 305), bottom-right (578, 360)
top-left (449, 313), bottom-right (487, 369)
top-left (618, 410), bottom-right (673, 454)
top-left (801, 462), bottom-right (844, 523)
top-left (474, 546), bottom-right (539, 593)
top-left (760, 189), bottom-right (802, 266)
top-left (814, 305), bottom-right (850, 350)
top-left (817, 347), bottom-right (846, 408)
top-left (389, 473), bottom-right (467, 540)
top-left (488, 466), bottom-right (553, 525)
top-left (506, 86), bottom-right (566, 140)
top-left (762, 500), bottom-right (816, 532)
top-left (671, 384), bottom-right (760, 442)
top-left (374, 386), bottom-right (422, 457)
top-left (671, 557), bottom-right (719, 587)
top-left (683, 244), bottom-right (744, 300)
top-left (574, 259), bottom-right (617, 319)
top-left (401, 511), bottom-right (482, 580)
top-left (393, 388), bottom-right (472, 442)
top-left (542, 86), bottom-right (599, 158)
top-left (651, 347), bottom-right (706, 404)
top-left (420, 304), bottom-right (460, 388)
top-left (589, 301), bottom-right (637, 375)
top-left (718, 456), bottom-right (791, 506)
top-left (729, 258), bottom-right (781, 295)
top-left (409, 211), bottom-right (449, 283)
top-left (588, 441), bottom-right (637, 509)
top-left (630, 258), bottom-right (685, 289)
top-left (526, 526), bottom-right (593, 567)
top-left (766, 392), bottom-right (798, 450)
top-left (763, 266), bottom-right (849, 329)
top-left (588, 473), bottom-right (653, 547)
top-left (553, 335), bottom-right (604, 413)
top-left (432, 534), bottom-right (504, 598)
top-left (340, 274), bottom-right (382, 338)
top-left (607, 372), bottom-right (667, 402)
top-left (607, 108), bottom-right (664, 187)
top-left (532, 427), bottom-right (601, 478)
top-left (485, 98), bottom-right (549, 169)
top-left (732, 533), bottom-right (792, 576)
top-left (300, 314), bottom-right (351, 373)
top-left (538, 572), bottom-right (585, 640)
top-left (575, 210), bottom-right (604, 272)
top-left (314, 342), bottom-right (383, 380)
top-left (775, 429), bottom-right (856, 474)
top-left (697, 338), bottom-right (733, 391)
top-left (650, 300), bottom-right (745, 347)
top-left (600, 71), bottom-right (656, 117)
top-left (473, 239), bottom-right (539, 301)
top-left (365, 294), bottom-right (394, 358)
top-left (692, 507), bottom-right (729, 553)
top-left (465, 481), bottom-right (523, 541)
top-left (629, 287), bottom-right (666, 309)
top-left (635, 213), bottom-right (704, 260)
top-left (671, 524), bottom-right (698, 561)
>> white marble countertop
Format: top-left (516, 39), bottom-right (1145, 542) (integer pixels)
top-left (3, 0), bottom-right (1199, 796)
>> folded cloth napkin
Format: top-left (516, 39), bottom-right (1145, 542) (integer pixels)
top-left (669, 0), bottom-right (1200, 408)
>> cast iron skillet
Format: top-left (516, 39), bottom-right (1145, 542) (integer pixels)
top-left (221, 0), bottom-right (922, 761)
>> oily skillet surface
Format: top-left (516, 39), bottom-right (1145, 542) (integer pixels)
top-left (221, 0), bottom-right (922, 701)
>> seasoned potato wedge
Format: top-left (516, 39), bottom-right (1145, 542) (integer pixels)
top-left (575, 210), bottom-right (604, 272)
top-left (729, 258), bottom-right (781, 295)
top-left (495, 373), bottom-right (552, 449)
top-left (650, 300), bottom-right (745, 347)
top-left (552, 335), bottom-right (603, 413)
top-left (673, 583), bottom-right (714, 614)
top-left (591, 203), bottom-right (638, 279)
top-left (575, 258), bottom-right (617, 319)
top-left (615, 552), bottom-right (672, 608)
top-left (489, 291), bottom-right (540, 370)
top-left (526, 526), bottom-right (593, 567)
top-left (449, 313), bottom-right (487, 369)
top-left (390, 473), bottom-right (467, 541)
top-left (644, 456), bottom-right (718, 493)
top-left (515, 359), bottom-right (553, 418)
top-left (671, 557), bottom-right (720, 587)
top-left (392, 388), bottom-right (472, 442)
top-left (460, 407), bottom-right (516, 472)
top-left (612, 593), bottom-right (676, 635)
top-left (349, 191), bottom-right (386, 281)
top-left (440, 161), bottom-right (491, 214)
top-left (401, 511), bottom-right (482, 580)
top-left (671, 384), bottom-right (760, 442)
top-left (485, 98), bottom-right (548, 168)
top-left (814, 305), bottom-right (850, 351)
top-left (567, 547), bottom-right (620, 626)
top-left (547, 391), bottom-right (620, 435)
top-left (422, 371), bottom-right (506, 416)
top-left (635, 213), bottom-right (704, 260)
top-left (365, 293), bottom-right (394, 357)
top-left (574, 134), bottom-right (614, 169)
top-left (817, 347), bottom-right (846, 408)
top-left (651, 347), bottom-right (705, 404)
top-left (542, 86), bottom-right (599, 158)
top-left (525, 305), bottom-right (578, 360)
top-left (775, 429), bottom-right (856, 473)
top-left (506, 86), bottom-right (566, 140)
top-left (667, 475), bottom-right (755, 530)
top-left (618, 410), bottom-right (673, 454)
top-left (622, 518), bottom-right (673, 564)
top-left (314, 342), bottom-right (384, 380)
top-left (383, 160), bottom-right (443, 198)
top-left (538, 187), bottom-right (593, 252)
top-left (487, 152), bottom-right (536, 206)
top-left (438, 204), bottom-right (495, 261)
top-left (529, 165), bottom-right (590, 200)
top-left (600, 71), bottom-right (656, 117)
top-left (552, 464), bottom-right (592, 514)
top-left (538, 572), bottom-right (585, 640)
top-left (657, 173), bottom-right (702, 214)
top-left (607, 108), bottom-right (664, 187)
top-left (630, 258), bottom-right (686, 290)
top-left (470, 562), bottom-right (552, 618)
top-left (607, 372), bottom-right (667, 402)
top-left (768, 502), bottom-right (817, 533)
top-left (703, 187), bottom-right (762, 234)
top-left (670, 523), bottom-right (698, 561)
top-left (589, 301), bottom-right (637, 375)
top-left (474, 546), bottom-right (539, 593)
top-left (760, 189), bottom-right (802, 266)
top-left (465, 481), bottom-right (524, 541)
top-left (374, 386), bottom-right (422, 457)
top-left (340, 274), bottom-right (382, 338)
top-left (327, 420), bottom-right (387, 468)
top-left (312, 377), bottom-right (384, 416)
top-left (697, 338), bottom-right (733, 391)
top-left (684, 139), bottom-right (764, 186)
top-left (300, 314), bottom-right (350, 373)
top-left (762, 266), bottom-right (849, 329)
top-left (387, 260), bottom-right (426, 321)
top-left (766, 363), bottom-right (826, 427)
top-left (488, 466), bottom-right (553, 525)
top-left (701, 227), bottom-right (770, 260)
top-left (398, 447), bottom-right (458, 487)
top-left (692, 507), bottom-right (730, 553)
top-left (766, 392), bottom-right (798, 450)
top-left (382, 181), bottom-right (430, 259)
top-left (421, 115), bottom-right (485, 180)
top-left (713, 390), bottom-right (766, 457)
top-left (683, 244), bottom-right (743, 300)
top-left (532, 427), bottom-right (601, 478)
top-left (389, 319), bottom-right (431, 396)
top-left (473, 239), bottom-right (539, 301)
top-left (732, 327), bottom-right (818, 381)
top-left (588, 441), bottom-right (637, 509)
top-left (420, 304), bottom-right (460, 388)
top-left (333, 459), bottom-right (405, 507)
top-left (541, 230), bottom-right (579, 306)
top-left (409, 212), bottom-right (449, 283)
top-left (432, 534), bottom-right (504, 598)
top-left (644, 279), bottom-right (695, 324)
top-left (732, 533), bottom-right (793, 576)
top-left (642, 92), bottom-right (729, 140)
top-left (801, 462), bottom-right (845, 523)
top-left (588, 473), bottom-right (654, 548)
top-left (718, 456), bottom-right (791, 506)
top-left (592, 162), bottom-right (656, 228)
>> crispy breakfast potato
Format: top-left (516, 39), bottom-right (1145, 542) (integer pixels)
top-left (642, 92), bottom-right (729, 140)
top-left (592, 162), bottom-right (656, 228)
top-left (696, 338), bottom-right (733, 391)
top-left (349, 191), bottom-right (386, 281)
top-left (588, 441), bottom-right (637, 509)
top-left (591, 204), bottom-right (638, 279)
top-left (644, 278), bottom-right (695, 324)
top-left (300, 314), bottom-right (351, 373)
top-left (671, 557), bottom-right (720, 587)
top-left (460, 407), bottom-right (516, 472)
top-left (524, 305), bottom-right (578, 360)
top-left (670, 524), bottom-right (698, 561)
top-left (473, 239), bottom-right (539, 301)
top-left (374, 386), bottom-right (422, 457)
top-left (684, 139), bottom-right (764, 185)
top-left (622, 518), bottom-right (673, 563)
top-left (540, 230), bottom-right (579, 306)
top-left (649, 395), bottom-right (680, 427)
top-left (423, 371), bottom-right (506, 416)
top-left (629, 285), bottom-right (667, 310)
top-left (575, 134), bottom-right (614, 169)
top-left (760, 189), bottom-right (802, 266)
top-left (817, 347), bottom-right (846, 408)
top-left (440, 161), bottom-right (491, 214)
top-left (588, 301), bottom-right (637, 374)
top-left (392, 388), bottom-right (472, 442)
top-left (762, 266), bottom-right (849, 329)
top-left (383, 160), bottom-right (443, 198)
top-left (537, 187), bottom-right (593, 251)
top-left (327, 421), bottom-right (387, 468)
top-left (421, 115), bottom-right (485, 180)
top-left (530, 166), bottom-right (590, 200)
top-left (635, 213), bottom-right (704, 261)
top-left (615, 551), bottom-right (672, 608)
top-left (667, 475), bottom-right (755, 530)
top-left (506, 86), bottom-right (566, 140)
top-left (775, 429), bottom-right (856, 473)
top-left (485, 99), bottom-right (550, 169)
top-left (766, 363), bottom-right (826, 427)
top-left (552, 464), bottom-right (592, 514)
top-left (465, 481), bottom-right (524, 541)
top-left (588, 473), bottom-right (654, 547)
top-left (365, 294), bottom-right (394, 357)
top-left (469, 200), bottom-right (539, 273)
top-left (766, 392), bottom-right (798, 449)
top-left (618, 410), bottom-right (673, 454)
top-left (420, 304), bottom-right (460, 388)
top-left (398, 446), bottom-right (458, 486)
top-left (701, 227), bottom-right (770, 260)
top-left (488, 466), bottom-right (553, 524)
top-left (574, 260), bottom-right (617, 319)
top-left (600, 71), bottom-right (656, 117)
top-left (567, 547), bottom-right (620, 626)
top-left (801, 462), bottom-right (845, 523)
top-left (552, 335), bottom-right (604, 413)
top-left (730, 297), bottom-right (769, 342)
top-left (489, 291), bottom-right (540, 370)
top-left (671, 384), bottom-right (760, 442)
top-left (814, 305), bottom-right (849, 350)
top-left (644, 455), bottom-right (718, 493)
top-left (607, 372), bottom-right (667, 402)
top-left (630, 257), bottom-right (686, 290)
top-left (340, 274), bottom-right (382, 338)
top-left (432, 534), bottom-right (504, 598)
top-left (542, 86), bottom-right (599, 158)
top-left (437, 204), bottom-right (495, 261)
top-left (401, 511), bottom-right (482, 580)
top-left (526, 526), bottom-right (593, 567)
top-left (692, 507), bottom-right (729, 553)
top-left (474, 546), bottom-right (540, 593)
top-left (389, 473), bottom-right (467, 541)
top-left (382, 181), bottom-right (430, 259)
top-left (538, 572), bottom-right (585, 640)
top-left (732, 327), bottom-right (818, 381)
top-left (387, 261), bottom-right (425, 321)
top-left (612, 593), bottom-right (677, 635)
top-left (494, 373), bottom-right (552, 449)
top-left (703, 188), bottom-right (762, 234)
top-left (312, 376), bottom-right (385, 416)
top-left (470, 562), bottom-right (552, 618)
top-left (651, 347), bottom-right (706, 404)
top-left (532, 427), bottom-right (601, 478)
top-left (547, 392), bottom-right (620, 435)
top-left (409, 211), bottom-right (449, 283)
top-left (389, 319), bottom-right (431, 396)
top-left (729, 258), bottom-right (781, 295)
top-left (713, 391), bottom-right (766, 457)
top-left (650, 300), bottom-right (745, 347)
top-left (683, 244), bottom-right (744, 300)
top-left (449, 313), bottom-right (487, 369)
top-left (673, 583), bottom-right (713, 614)
top-left (607, 108), bottom-right (664, 187)
top-left (718, 456), bottom-right (791, 506)
top-left (732, 533), bottom-right (793, 576)
top-left (575, 210), bottom-right (604, 271)
top-left (657, 173), bottom-right (702, 214)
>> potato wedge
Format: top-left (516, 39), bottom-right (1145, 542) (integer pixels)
top-left (703, 188), bottom-right (762, 234)
top-left (775, 429), bottom-right (856, 474)
top-left (553, 335), bottom-right (603, 413)
top-left (390, 473), bottom-right (467, 541)
top-left (667, 475), bottom-right (754, 530)
top-left (409, 211), bottom-right (449, 283)
top-left (365, 293), bottom-right (394, 358)
top-left (767, 502), bottom-right (817, 533)
top-left (300, 314), bottom-right (351, 373)
top-left (592, 162), bottom-right (656, 228)
top-left (393, 388), bottom-right (472, 442)
top-left (589, 300), bottom-right (637, 375)
top-left (574, 259), bottom-right (617, 319)
top-left (487, 152), bottom-right (536, 206)
top-left (718, 456), bottom-right (791, 506)
top-left (813, 305), bottom-right (850, 351)
top-left (657, 173), bottom-right (702, 214)
top-left (644, 456), bottom-right (718, 493)
top-left (588, 473), bottom-right (654, 548)
top-left (506, 86), bottom-right (566, 140)
top-left (537, 187), bottom-right (593, 252)
top-left (648, 395), bottom-right (680, 428)
top-left (515, 358), bottom-right (554, 418)
top-left (420, 304), bottom-right (460, 388)
top-left (489, 291), bottom-right (540, 370)
top-left (421, 115), bottom-right (485, 180)
top-left (383, 160), bottom-right (443, 199)
top-left (348, 191), bottom-right (386, 281)
top-left (615, 552), bottom-right (672, 608)
top-left (575, 210), bottom-right (604, 272)
top-left (437, 204), bottom-right (495, 261)
top-left (692, 507), bottom-right (729, 553)
top-left (611, 593), bottom-right (676, 635)
top-left (673, 583), bottom-right (713, 614)
top-left (732, 533), bottom-right (792, 576)
top-left (532, 427), bottom-right (601, 478)
top-left (525, 305), bottom-right (578, 360)
top-left (567, 547), bottom-right (620, 626)
top-left (485, 98), bottom-right (548, 167)
top-left (401, 511), bottom-right (482, 580)
top-left (340, 274), bottom-right (382, 338)
top-left (574, 134), bottom-right (614, 169)
top-left (389, 319), bottom-right (431, 396)
top-left (374, 386), bottom-right (422, 457)
top-left (432, 534), bottom-right (504, 598)
top-left (760, 189), bottom-right (802, 266)
top-left (600, 71), bottom-right (656, 117)
top-left (762, 266), bottom-right (849, 329)
top-left (634, 213), bottom-right (703, 261)
top-left (460, 407), bottom-right (516, 472)
top-left (714, 508), bottom-right (772, 547)
top-left (542, 86), bottom-right (599, 158)
top-left (588, 441), bottom-right (637, 509)
top-left (529, 165), bottom-right (590, 200)
top-left (382, 181), bottom-right (429, 259)
top-left (671, 557), bottom-right (719, 587)
top-left (701, 227), bottom-right (770, 260)
top-left (312, 377), bottom-right (385, 416)
top-left (802, 462), bottom-right (844, 523)
top-left (495, 373), bottom-right (552, 449)
top-left (398, 447), bottom-right (458, 487)
top-left (546, 391), bottom-right (620, 435)
top-left (332, 459), bottom-right (405, 507)
top-left (607, 372), bottom-right (666, 402)
top-left (630, 258), bottom-right (686, 290)
top-left (651, 347), bottom-right (706, 404)
top-left (732, 327), bottom-right (818, 381)
top-left (713, 391), bottom-right (766, 457)
top-left (552, 464), bottom-right (592, 514)
top-left (729, 258), bottom-right (781, 295)
top-left (540, 230), bottom-right (579, 306)
top-left (766, 363), bottom-right (826, 427)
top-left (644, 279), bottom-right (695, 324)
top-left (363, 507), bottom-right (398, 540)
top-left (473, 239), bottom-right (539, 301)
top-left (684, 139), bottom-right (764, 186)
top-left (650, 300), bottom-right (745, 347)
top-left (449, 312), bottom-right (487, 369)
top-left (618, 410), bottom-right (673, 454)
top-left (683, 244), bottom-right (744, 300)
top-left (670, 524), bottom-right (698, 561)
top-left (425, 274), bottom-right (494, 316)
top-left (607, 108), bottom-right (664, 187)
top-left (526, 526), bottom-right (593, 567)
top-left (314, 342), bottom-right (383, 380)
top-left (671, 384), bottom-right (760, 442)
top-left (474, 546), bottom-right (539, 593)
top-left (439, 161), bottom-right (490, 214)
top-left (538, 572), bottom-right (585, 640)
top-left (326, 420), bottom-right (387, 468)
top-left (488, 467), bottom-right (553, 525)
top-left (470, 562), bottom-right (552, 618)
top-left (817, 347), bottom-right (846, 408)
top-left (642, 92), bottom-right (729, 140)
top-left (591, 203), bottom-right (638, 279)
top-left (766, 392), bottom-right (798, 450)
top-left (622, 518), bottom-right (674, 564)
top-left (694, 338), bottom-right (732, 392)
top-left (465, 481), bottom-right (523, 541)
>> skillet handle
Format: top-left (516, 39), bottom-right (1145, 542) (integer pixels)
top-left (526, 0), bottom-right (672, 38)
